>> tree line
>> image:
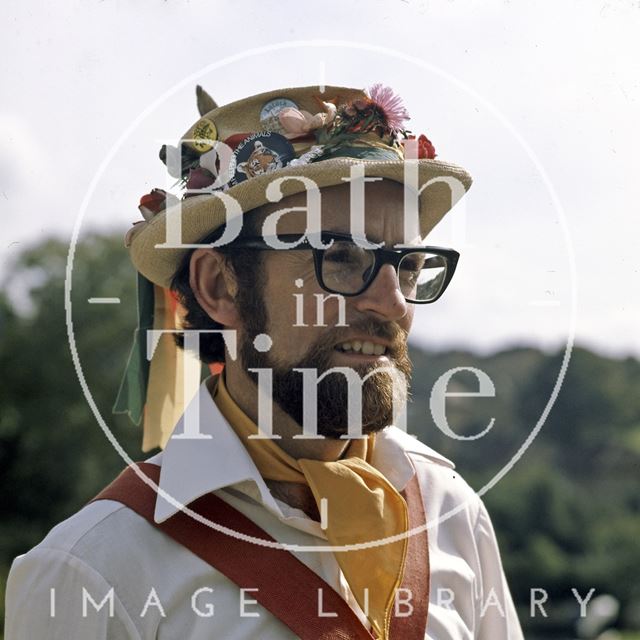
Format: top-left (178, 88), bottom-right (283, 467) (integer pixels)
top-left (1, 234), bottom-right (639, 638)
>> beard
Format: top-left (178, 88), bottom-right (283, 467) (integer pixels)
top-left (236, 287), bottom-right (412, 439)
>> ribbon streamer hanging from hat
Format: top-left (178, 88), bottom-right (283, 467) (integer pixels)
top-left (113, 274), bottom-right (217, 451)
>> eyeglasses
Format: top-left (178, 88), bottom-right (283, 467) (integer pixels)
top-left (231, 232), bottom-right (460, 304)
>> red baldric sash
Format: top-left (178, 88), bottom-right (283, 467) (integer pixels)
top-left (91, 462), bottom-right (429, 640)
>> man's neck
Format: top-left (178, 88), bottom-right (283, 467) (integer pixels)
top-left (220, 364), bottom-right (350, 462)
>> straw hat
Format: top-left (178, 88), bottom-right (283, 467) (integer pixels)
top-left (126, 84), bottom-right (472, 288)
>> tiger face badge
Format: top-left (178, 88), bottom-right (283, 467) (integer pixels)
top-left (230, 131), bottom-right (295, 185)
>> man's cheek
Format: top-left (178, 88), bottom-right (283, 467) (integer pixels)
top-left (400, 307), bottom-right (415, 333)
top-left (289, 287), bottom-right (339, 330)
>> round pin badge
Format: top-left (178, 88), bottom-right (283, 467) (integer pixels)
top-left (259, 98), bottom-right (299, 133)
top-left (230, 132), bottom-right (295, 185)
top-left (188, 117), bottom-right (218, 152)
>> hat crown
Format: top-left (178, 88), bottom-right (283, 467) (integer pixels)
top-left (129, 82), bottom-right (472, 288)
top-left (183, 85), bottom-right (366, 145)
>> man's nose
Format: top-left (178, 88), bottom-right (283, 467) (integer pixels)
top-left (351, 264), bottom-right (409, 321)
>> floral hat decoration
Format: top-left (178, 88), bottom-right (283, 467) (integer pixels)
top-left (127, 83), bottom-right (472, 289)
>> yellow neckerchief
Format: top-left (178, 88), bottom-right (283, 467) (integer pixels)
top-left (214, 374), bottom-right (408, 640)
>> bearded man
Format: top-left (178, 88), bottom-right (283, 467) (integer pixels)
top-left (5, 84), bottom-right (524, 639)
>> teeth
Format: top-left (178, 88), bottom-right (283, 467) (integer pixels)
top-left (361, 341), bottom-right (374, 355)
top-left (337, 340), bottom-right (386, 355)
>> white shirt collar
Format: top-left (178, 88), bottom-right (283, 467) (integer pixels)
top-left (152, 380), bottom-right (454, 525)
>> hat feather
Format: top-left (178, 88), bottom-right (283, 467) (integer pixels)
top-left (196, 85), bottom-right (218, 115)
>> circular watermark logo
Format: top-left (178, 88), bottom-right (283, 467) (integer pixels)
top-left (65, 40), bottom-right (576, 552)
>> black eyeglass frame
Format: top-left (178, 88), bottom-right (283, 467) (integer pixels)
top-left (229, 231), bottom-right (460, 304)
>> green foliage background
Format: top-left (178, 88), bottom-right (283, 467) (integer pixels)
top-left (1, 234), bottom-right (639, 638)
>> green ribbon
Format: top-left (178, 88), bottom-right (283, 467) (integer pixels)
top-left (315, 143), bottom-right (401, 163)
top-left (112, 273), bottom-right (155, 425)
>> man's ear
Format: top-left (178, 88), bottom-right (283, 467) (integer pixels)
top-left (189, 249), bottom-right (241, 328)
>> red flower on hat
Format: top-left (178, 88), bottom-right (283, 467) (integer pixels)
top-left (401, 134), bottom-right (437, 159)
top-left (138, 188), bottom-right (178, 221)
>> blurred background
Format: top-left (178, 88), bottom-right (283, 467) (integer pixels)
top-left (1, 1), bottom-right (639, 638)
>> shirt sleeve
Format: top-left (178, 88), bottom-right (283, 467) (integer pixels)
top-left (473, 501), bottom-right (525, 640)
top-left (5, 547), bottom-right (142, 640)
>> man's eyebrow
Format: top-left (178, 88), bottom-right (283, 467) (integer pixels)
top-left (322, 228), bottom-right (385, 243)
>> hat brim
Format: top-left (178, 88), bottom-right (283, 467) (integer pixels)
top-left (129, 157), bottom-right (472, 288)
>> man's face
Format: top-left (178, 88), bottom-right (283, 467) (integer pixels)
top-left (237, 179), bottom-right (418, 439)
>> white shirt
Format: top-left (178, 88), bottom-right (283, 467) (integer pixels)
top-left (5, 381), bottom-right (524, 639)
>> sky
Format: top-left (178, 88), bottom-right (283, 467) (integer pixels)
top-left (2, 0), bottom-right (639, 359)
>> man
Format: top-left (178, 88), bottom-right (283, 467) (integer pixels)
top-left (5, 84), bottom-right (524, 638)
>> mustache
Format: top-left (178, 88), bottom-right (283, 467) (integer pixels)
top-left (331, 318), bottom-right (407, 351)
top-left (300, 317), bottom-right (409, 365)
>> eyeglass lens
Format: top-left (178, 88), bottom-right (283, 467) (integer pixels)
top-left (320, 241), bottom-right (448, 301)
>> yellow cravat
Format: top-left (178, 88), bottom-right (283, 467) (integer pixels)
top-left (214, 374), bottom-right (408, 640)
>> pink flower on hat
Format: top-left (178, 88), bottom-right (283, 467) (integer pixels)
top-left (367, 84), bottom-right (410, 132)
top-left (401, 134), bottom-right (437, 159)
top-left (278, 103), bottom-right (337, 138)
top-left (278, 108), bottom-right (312, 135)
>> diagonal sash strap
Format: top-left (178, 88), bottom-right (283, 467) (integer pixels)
top-left (390, 467), bottom-right (430, 640)
top-left (91, 462), bottom-right (429, 640)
